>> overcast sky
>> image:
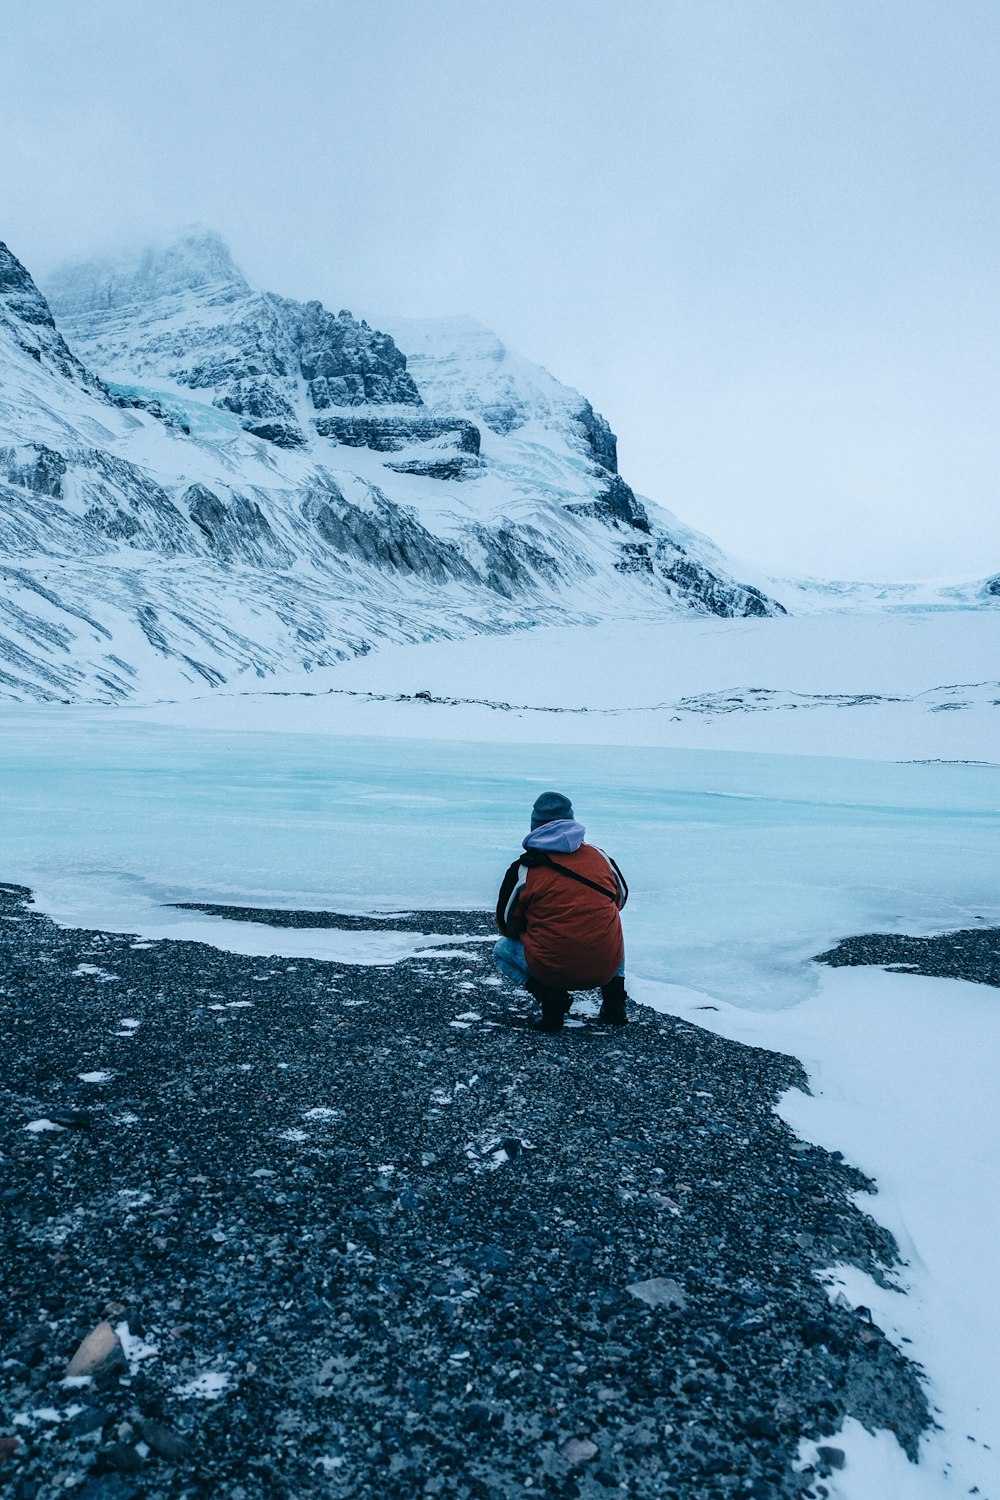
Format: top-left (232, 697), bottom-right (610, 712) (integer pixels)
top-left (2, 1), bottom-right (998, 580)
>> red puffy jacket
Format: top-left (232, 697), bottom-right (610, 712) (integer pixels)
top-left (495, 831), bottom-right (627, 990)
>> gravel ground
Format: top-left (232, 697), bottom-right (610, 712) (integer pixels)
top-left (816, 925), bottom-right (1000, 987)
top-left (171, 902), bottom-right (482, 936)
top-left (2, 881), bottom-right (929, 1500)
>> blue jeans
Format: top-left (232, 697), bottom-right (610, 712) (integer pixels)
top-left (492, 937), bottom-right (625, 987)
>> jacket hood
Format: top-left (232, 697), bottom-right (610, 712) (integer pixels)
top-left (522, 818), bottom-right (586, 854)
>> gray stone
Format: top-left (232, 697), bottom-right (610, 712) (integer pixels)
top-left (625, 1277), bottom-right (688, 1310)
top-left (816, 1445), bottom-right (846, 1471)
top-left (139, 1419), bottom-right (194, 1461)
top-left (560, 1437), bottom-right (599, 1467)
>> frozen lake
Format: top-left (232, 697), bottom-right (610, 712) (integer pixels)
top-left (3, 708), bottom-right (997, 1007)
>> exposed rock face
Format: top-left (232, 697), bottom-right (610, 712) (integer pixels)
top-left (300, 484), bottom-right (477, 586)
top-left (184, 484), bottom-right (294, 568)
top-left (463, 523), bottom-right (566, 599)
top-left (78, 450), bottom-right (191, 556)
top-left (0, 444), bottom-right (67, 499)
top-left (375, 313), bottom-right (624, 482)
top-left (0, 242), bottom-right (105, 392)
top-left (617, 538), bottom-right (783, 618)
top-left (575, 399), bottom-right (618, 474)
top-left (312, 414), bottom-right (480, 454)
top-left (242, 421), bottom-right (306, 449)
top-left (567, 476), bottom-right (651, 533)
top-left (289, 298), bottom-right (420, 409)
top-left (384, 455), bottom-right (484, 481)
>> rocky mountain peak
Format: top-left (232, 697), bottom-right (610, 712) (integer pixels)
top-left (375, 314), bottom-right (619, 475)
top-left (0, 240), bottom-right (104, 392)
top-left (45, 234), bottom-right (423, 447)
top-left (280, 293), bottom-right (421, 411)
top-left (45, 227), bottom-right (250, 321)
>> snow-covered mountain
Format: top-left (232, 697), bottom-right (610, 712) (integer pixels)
top-left (0, 230), bottom-right (787, 703)
top-left (2, 229), bottom-right (995, 704)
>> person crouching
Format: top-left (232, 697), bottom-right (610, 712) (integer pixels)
top-left (493, 791), bottom-right (629, 1032)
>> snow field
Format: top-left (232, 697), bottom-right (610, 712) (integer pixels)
top-left (126, 609), bottom-right (1000, 762)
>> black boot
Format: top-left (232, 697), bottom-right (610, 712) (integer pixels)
top-left (526, 977), bottom-right (571, 1033)
top-left (598, 976), bottom-right (628, 1026)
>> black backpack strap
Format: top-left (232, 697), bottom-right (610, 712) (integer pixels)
top-left (603, 852), bottom-right (629, 909)
top-left (531, 851), bottom-right (620, 903)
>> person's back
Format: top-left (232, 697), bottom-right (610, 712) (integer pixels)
top-left (494, 791), bottom-right (628, 1031)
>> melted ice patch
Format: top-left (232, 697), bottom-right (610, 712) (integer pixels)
top-left (30, 874), bottom-right (489, 968)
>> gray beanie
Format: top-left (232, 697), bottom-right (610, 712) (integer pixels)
top-left (530, 790), bottom-right (574, 829)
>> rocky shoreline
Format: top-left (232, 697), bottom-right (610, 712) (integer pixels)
top-left (2, 882), bottom-right (930, 1499)
top-left (816, 924), bottom-right (1000, 988)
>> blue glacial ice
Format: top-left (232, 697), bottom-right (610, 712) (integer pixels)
top-left (1, 710), bottom-right (997, 1009)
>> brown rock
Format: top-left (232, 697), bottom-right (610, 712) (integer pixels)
top-left (67, 1320), bottom-right (122, 1376)
top-left (0, 1436), bottom-right (21, 1459)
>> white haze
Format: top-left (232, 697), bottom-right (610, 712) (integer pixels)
top-left (1, 0), bottom-right (999, 580)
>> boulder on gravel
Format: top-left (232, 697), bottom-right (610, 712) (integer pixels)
top-left (67, 1321), bottom-right (122, 1376)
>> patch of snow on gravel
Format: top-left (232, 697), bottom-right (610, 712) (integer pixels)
top-left (173, 1372), bottom-right (230, 1400)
